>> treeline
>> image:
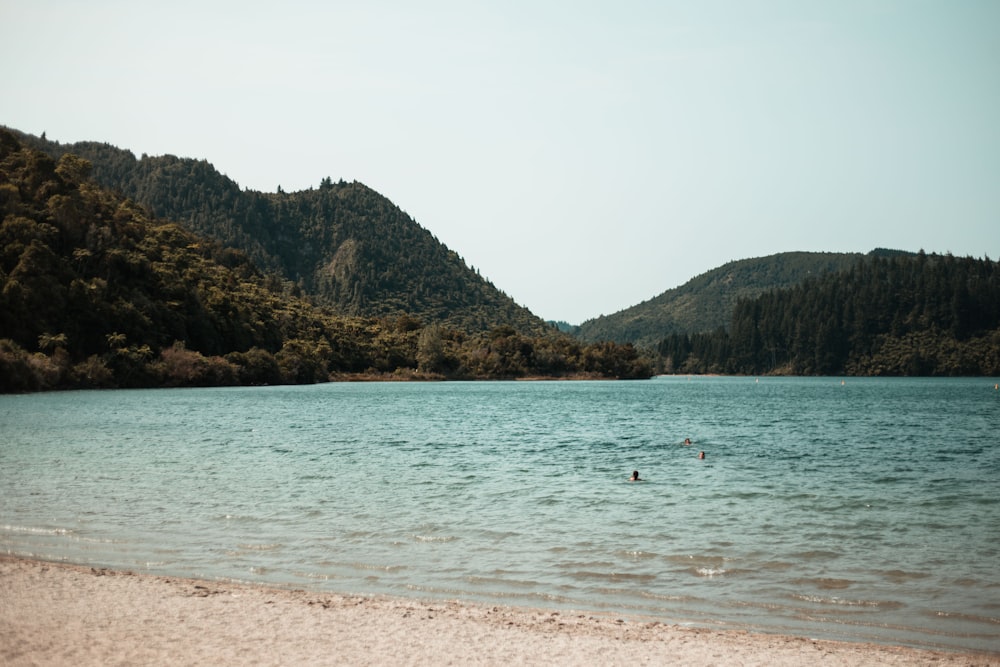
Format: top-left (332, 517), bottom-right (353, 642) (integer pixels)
top-left (12, 129), bottom-right (548, 336)
top-left (658, 252), bottom-right (1000, 376)
top-left (0, 130), bottom-right (652, 392)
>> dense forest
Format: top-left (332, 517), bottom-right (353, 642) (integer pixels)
top-left (576, 251), bottom-right (870, 347)
top-left (5, 127), bottom-right (995, 383)
top-left (10, 129), bottom-right (547, 336)
top-left (0, 130), bottom-right (652, 392)
top-left (657, 251), bottom-right (1000, 376)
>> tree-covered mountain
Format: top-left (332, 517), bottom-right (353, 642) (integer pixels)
top-left (658, 251), bottom-right (1000, 376)
top-left (7, 126), bottom-right (991, 382)
top-left (575, 251), bottom-right (884, 347)
top-left (9, 128), bottom-right (548, 336)
top-left (0, 129), bottom-right (653, 391)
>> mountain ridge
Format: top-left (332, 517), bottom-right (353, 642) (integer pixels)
top-left (8, 128), bottom-right (549, 336)
top-left (0, 128), bottom-right (654, 391)
top-left (4, 129), bottom-right (930, 356)
top-left (574, 250), bottom-right (914, 347)
top-left (657, 250), bottom-right (1000, 376)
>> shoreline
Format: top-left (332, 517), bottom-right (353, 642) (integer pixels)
top-left (2, 556), bottom-right (996, 666)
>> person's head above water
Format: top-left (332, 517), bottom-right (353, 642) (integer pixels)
top-left (630, 470), bottom-right (642, 481)
top-left (684, 438), bottom-right (692, 446)
top-left (698, 451), bottom-right (705, 459)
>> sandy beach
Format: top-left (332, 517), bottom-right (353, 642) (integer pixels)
top-left (1, 556), bottom-right (996, 666)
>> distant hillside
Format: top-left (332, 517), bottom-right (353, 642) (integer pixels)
top-left (575, 251), bottom-right (891, 347)
top-left (658, 251), bottom-right (1000, 376)
top-left (10, 129), bottom-right (548, 336)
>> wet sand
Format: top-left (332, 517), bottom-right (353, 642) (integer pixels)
top-left (1, 556), bottom-right (996, 666)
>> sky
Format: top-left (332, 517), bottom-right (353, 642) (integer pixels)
top-left (2, 1), bottom-right (998, 324)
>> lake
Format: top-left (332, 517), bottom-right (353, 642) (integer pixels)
top-left (2, 377), bottom-right (998, 653)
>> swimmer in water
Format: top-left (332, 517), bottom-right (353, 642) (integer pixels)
top-left (629, 470), bottom-right (642, 482)
top-left (698, 451), bottom-right (705, 459)
top-left (683, 438), bottom-right (692, 446)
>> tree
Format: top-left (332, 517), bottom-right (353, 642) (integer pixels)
top-left (416, 325), bottom-right (447, 374)
top-left (54, 154), bottom-right (92, 183)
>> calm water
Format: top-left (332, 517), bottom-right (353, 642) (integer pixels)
top-left (2, 377), bottom-right (999, 653)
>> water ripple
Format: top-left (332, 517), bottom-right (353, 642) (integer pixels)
top-left (2, 377), bottom-right (998, 653)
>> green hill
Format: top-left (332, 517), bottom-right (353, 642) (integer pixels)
top-left (658, 251), bottom-right (1000, 376)
top-left (575, 251), bottom-right (877, 347)
top-left (10, 129), bottom-right (548, 336)
top-left (0, 130), bottom-right (653, 391)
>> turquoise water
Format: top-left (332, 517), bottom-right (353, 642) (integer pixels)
top-left (2, 377), bottom-right (999, 653)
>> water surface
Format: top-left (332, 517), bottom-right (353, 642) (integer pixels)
top-left (2, 377), bottom-right (998, 653)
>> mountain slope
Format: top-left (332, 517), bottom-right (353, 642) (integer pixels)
top-left (0, 129), bottom-right (653, 391)
top-left (575, 251), bottom-right (882, 347)
top-left (660, 251), bottom-right (1000, 376)
top-left (0, 128), bottom-right (352, 387)
top-left (10, 129), bottom-right (548, 336)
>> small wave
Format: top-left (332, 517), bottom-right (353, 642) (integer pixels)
top-left (554, 560), bottom-right (616, 571)
top-left (464, 575), bottom-right (539, 589)
top-left (873, 476), bottom-right (905, 484)
top-left (695, 567), bottom-right (726, 578)
top-left (950, 577), bottom-right (980, 587)
top-left (731, 491), bottom-right (771, 501)
top-left (793, 577), bottom-right (855, 590)
top-left (1, 524), bottom-right (72, 536)
top-left (473, 529), bottom-right (519, 542)
top-left (633, 590), bottom-right (697, 604)
top-left (934, 610), bottom-right (1000, 626)
top-left (293, 571), bottom-right (337, 582)
top-left (791, 593), bottom-right (903, 610)
top-left (791, 550), bottom-right (843, 561)
top-left (919, 522), bottom-right (954, 530)
top-left (346, 562), bottom-right (407, 573)
top-left (756, 560), bottom-right (795, 572)
top-left (236, 543), bottom-right (283, 551)
top-left (413, 534), bottom-right (457, 543)
top-left (877, 569), bottom-right (930, 584)
top-left (665, 554), bottom-right (728, 569)
top-left (566, 570), bottom-right (657, 583)
top-left (614, 550), bottom-right (659, 561)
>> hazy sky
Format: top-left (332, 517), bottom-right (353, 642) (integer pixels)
top-left (3, 1), bottom-right (998, 323)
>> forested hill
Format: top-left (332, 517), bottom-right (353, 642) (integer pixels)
top-left (575, 251), bottom-right (874, 347)
top-left (10, 129), bottom-right (548, 336)
top-left (0, 129), bottom-right (652, 391)
top-left (658, 251), bottom-right (1000, 376)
